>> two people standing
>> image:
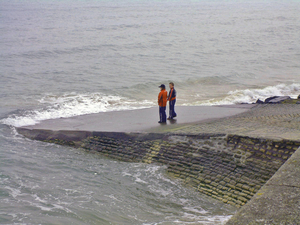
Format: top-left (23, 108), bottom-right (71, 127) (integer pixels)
top-left (158, 82), bottom-right (177, 123)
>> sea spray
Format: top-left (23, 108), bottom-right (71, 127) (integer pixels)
top-left (1, 93), bottom-right (154, 127)
top-left (196, 83), bottom-right (300, 106)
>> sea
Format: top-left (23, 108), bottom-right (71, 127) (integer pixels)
top-left (0, 0), bottom-right (299, 224)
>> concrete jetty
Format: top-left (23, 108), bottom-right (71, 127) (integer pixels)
top-left (16, 104), bottom-right (300, 224)
top-left (20, 105), bottom-right (252, 133)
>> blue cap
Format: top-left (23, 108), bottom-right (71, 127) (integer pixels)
top-left (159, 84), bottom-right (165, 89)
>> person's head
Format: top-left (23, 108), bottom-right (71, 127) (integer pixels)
top-left (169, 82), bottom-right (174, 89)
top-left (159, 84), bottom-right (166, 90)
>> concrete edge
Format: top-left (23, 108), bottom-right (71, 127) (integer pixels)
top-left (226, 147), bottom-right (300, 224)
top-left (16, 127), bottom-right (226, 143)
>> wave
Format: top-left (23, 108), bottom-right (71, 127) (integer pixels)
top-left (1, 92), bottom-right (154, 127)
top-left (198, 83), bottom-right (300, 106)
top-left (2, 84), bottom-right (299, 127)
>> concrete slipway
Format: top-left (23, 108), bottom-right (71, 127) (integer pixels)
top-left (16, 104), bottom-right (300, 224)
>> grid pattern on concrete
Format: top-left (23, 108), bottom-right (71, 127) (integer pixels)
top-left (171, 104), bottom-right (300, 141)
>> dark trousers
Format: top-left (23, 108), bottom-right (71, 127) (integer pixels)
top-left (169, 99), bottom-right (177, 119)
top-left (159, 106), bottom-right (166, 122)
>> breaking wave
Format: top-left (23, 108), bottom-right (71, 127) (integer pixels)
top-left (2, 84), bottom-right (299, 127)
top-left (199, 83), bottom-right (300, 106)
top-left (1, 92), bottom-right (154, 127)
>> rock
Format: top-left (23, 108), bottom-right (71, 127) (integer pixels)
top-left (264, 96), bottom-right (279, 103)
top-left (266, 96), bottom-right (291, 104)
top-left (256, 99), bottom-right (264, 104)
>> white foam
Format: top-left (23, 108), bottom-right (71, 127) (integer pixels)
top-left (1, 92), bottom-right (154, 127)
top-left (199, 83), bottom-right (300, 106)
top-left (182, 206), bottom-right (208, 214)
top-left (6, 186), bottom-right (22, 199)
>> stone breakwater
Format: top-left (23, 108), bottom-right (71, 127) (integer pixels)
top-left (17, 128), bottom-right (300, 208)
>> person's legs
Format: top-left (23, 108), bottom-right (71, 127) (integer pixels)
top-left (172, 99), bottom-right (177, 118)
top-left (169, 101), bottom-right (173, 119)
top-left (169, 100), bottom-right (176, 119)
top-left (159, 106), bottom-right (162, 122)
top-left (161, 106), bottom-right (166, 122)
top-left (159, 106), bottom-right (166, 123)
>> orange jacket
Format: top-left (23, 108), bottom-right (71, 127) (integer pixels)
top-left (158, 90), bottom-right (168, 107)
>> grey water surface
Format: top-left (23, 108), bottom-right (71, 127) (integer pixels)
top-left (1, 0), bottom-right (300, 224)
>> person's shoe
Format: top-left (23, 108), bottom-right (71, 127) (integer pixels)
top-left (167, 117), bottom-right (173, 120)
top-left (173, 115), bottom-right (177, 118)
top-left (158, 121), bottom-right (166, 124)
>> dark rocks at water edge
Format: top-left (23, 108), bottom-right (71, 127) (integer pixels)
top-left (266, 96), bottom-right (291, 103)
top-left (256, 96), bottom-right (294, 104)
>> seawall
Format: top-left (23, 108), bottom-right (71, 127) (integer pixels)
top-left (15, 104), bottom-right (300, 223)
top-left (17, 127), bottom-right (300, 208)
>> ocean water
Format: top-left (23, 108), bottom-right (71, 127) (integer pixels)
top-left (0, 0), bottom-right (300, 224)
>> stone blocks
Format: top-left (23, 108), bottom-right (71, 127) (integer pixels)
top-left (39, 132), bottom-right (300, 207)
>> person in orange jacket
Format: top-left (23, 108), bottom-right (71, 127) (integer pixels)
top-left (158, 84), bottom-right (168, 123)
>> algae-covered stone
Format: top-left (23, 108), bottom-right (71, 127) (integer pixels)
top-left (222, 199), bottom-right (228, 203)
top-left (229, 180), bottom-right (237, 185)
top-left (211, 182), bottom-right (218, 187)
top-left (227, 201), bottom-right (236, 206)
top-left (204, 179), bottom-right (211, 184)
top-left (227, 184), bottom-right (236, 189)
top-left (224, 177), bottom-right (231, 183)
top-left (237, 196), bottom-right (247, 202)
top-left (242, 184), bottom-right (250, 190)
top-left (236, 183), bottom-right (243, 188)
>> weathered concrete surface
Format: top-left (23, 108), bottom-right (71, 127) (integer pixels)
top-left (226, 146), bottom-right (300, 225)
top-left (168, 104), bottom-right (300, 141)
top-left (20, 105), bottom-right (252, 133)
